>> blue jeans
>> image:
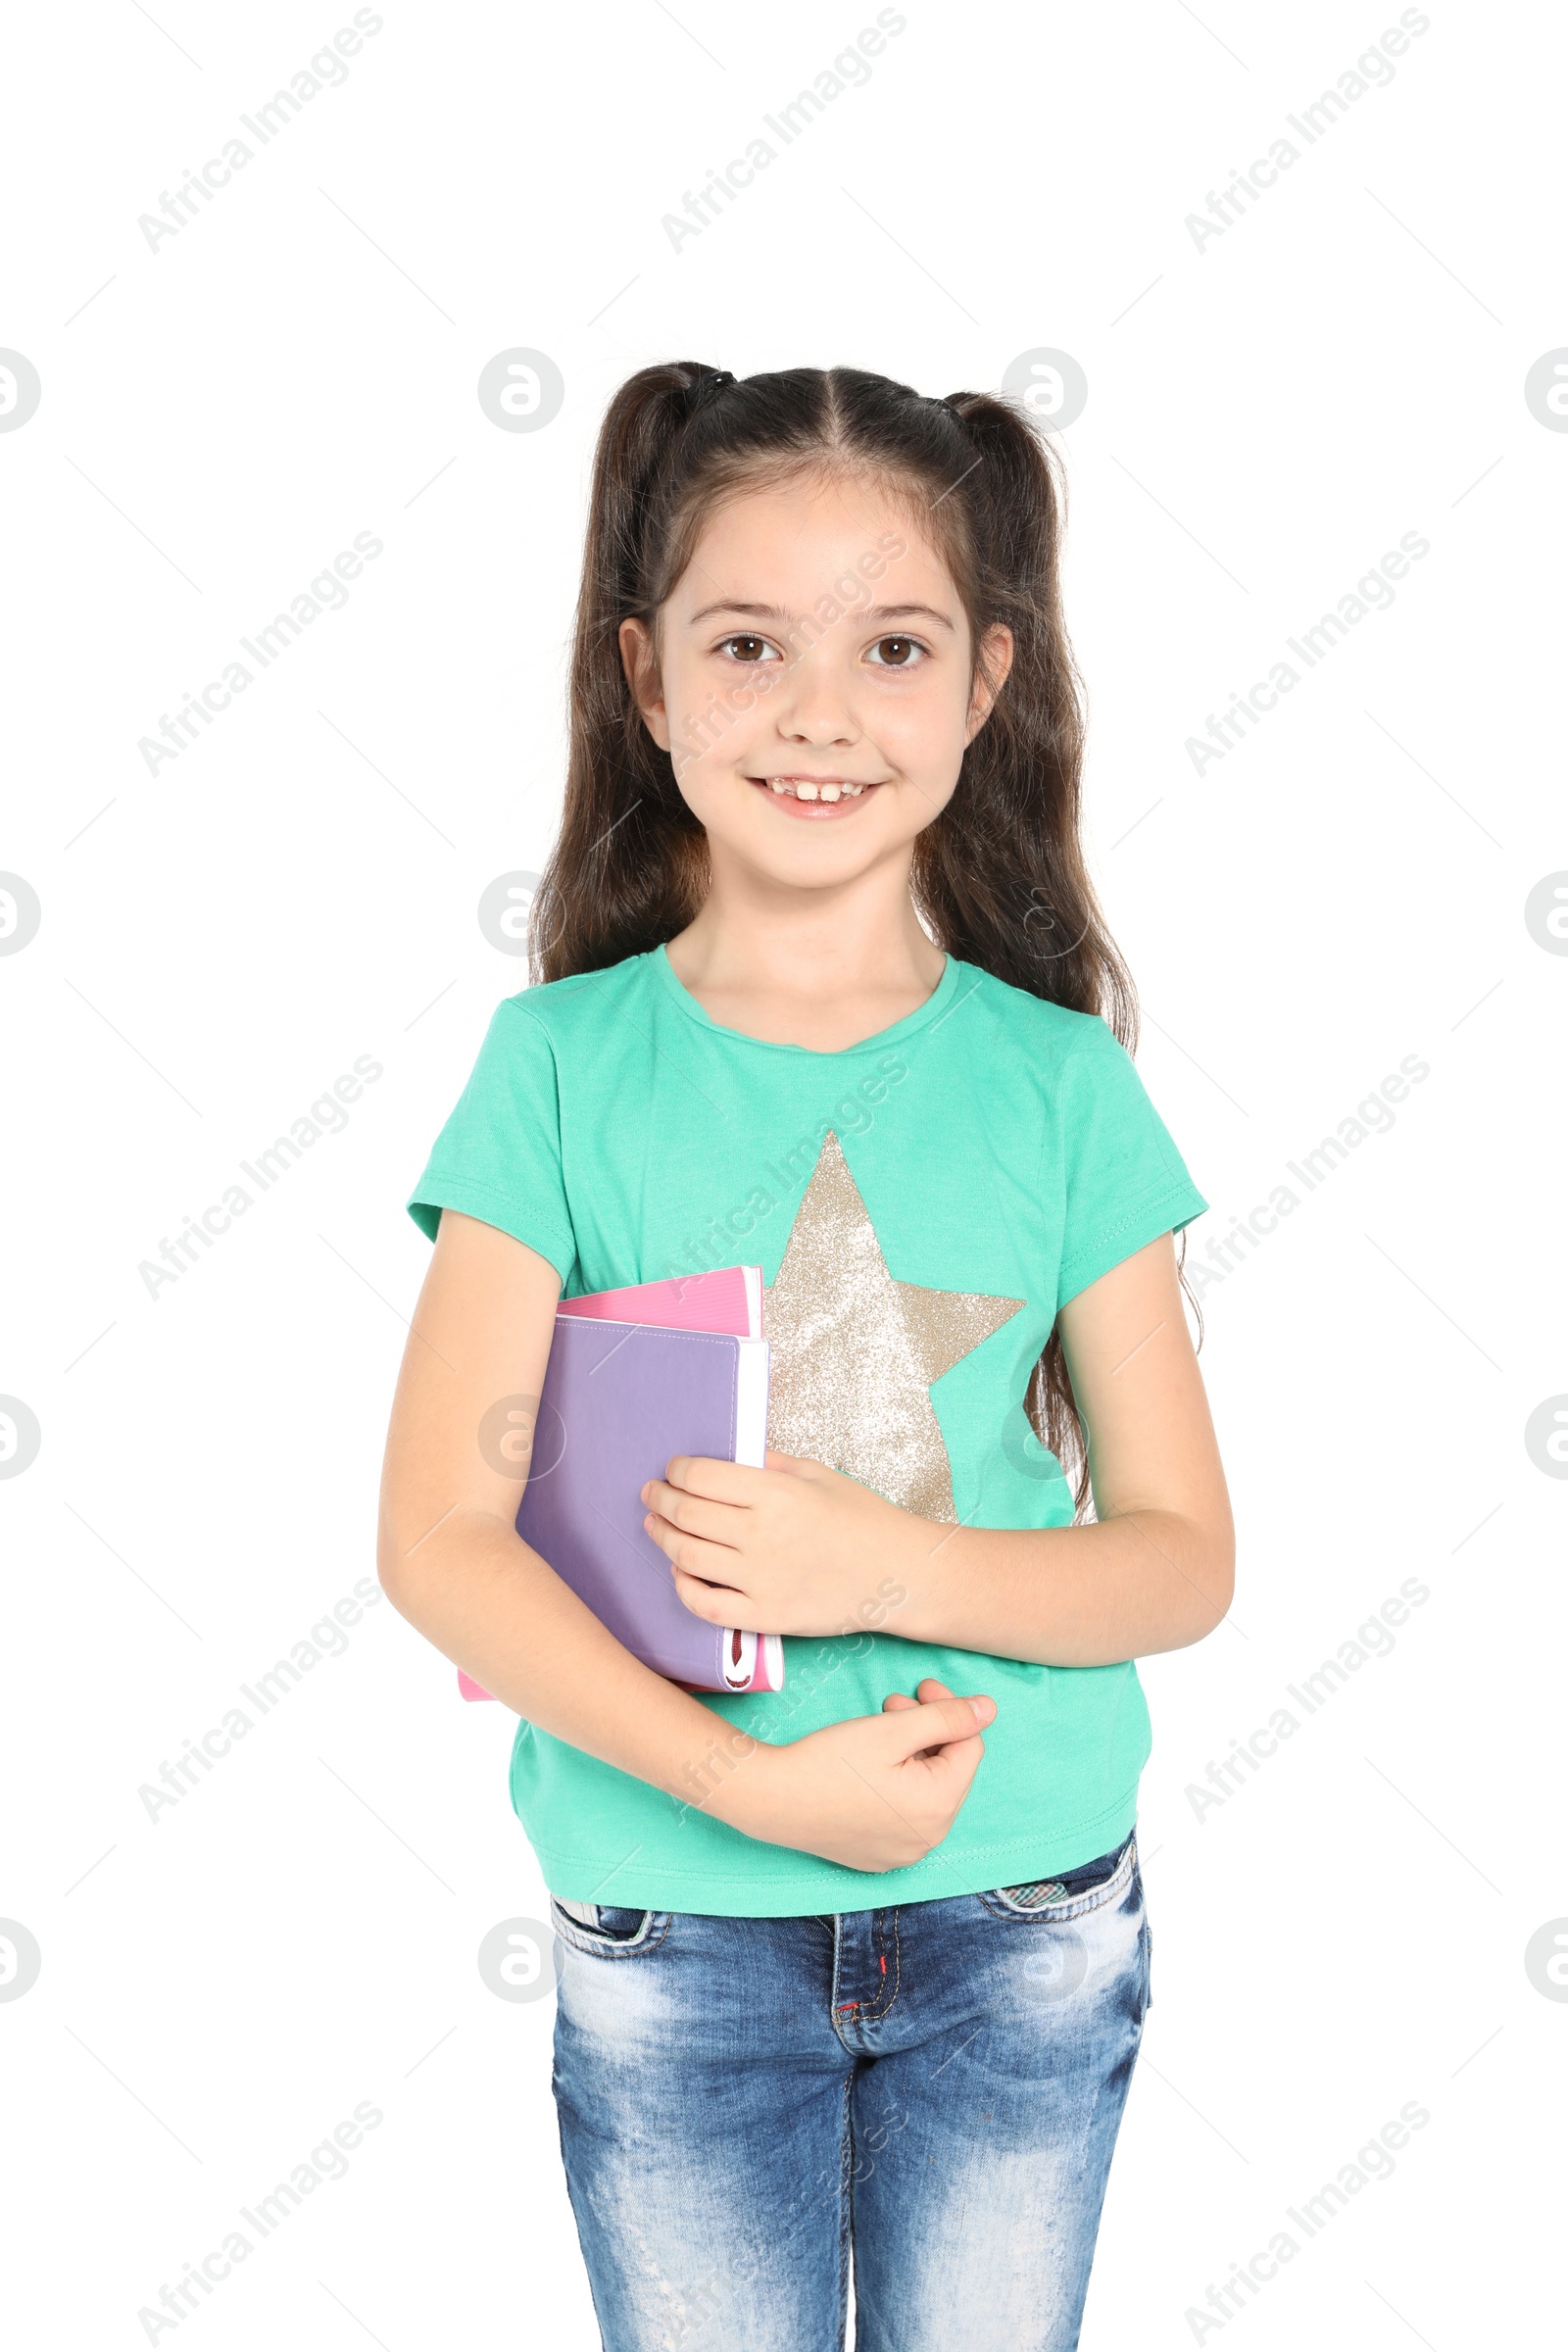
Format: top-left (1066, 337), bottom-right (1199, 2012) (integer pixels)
top-left (550, 1834), bottom-right (1150, 2351)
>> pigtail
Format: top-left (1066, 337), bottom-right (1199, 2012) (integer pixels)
top-left (529, 363), bottom-right (721, 982)
top-left (909, 391), bottom-right (1136, 1053)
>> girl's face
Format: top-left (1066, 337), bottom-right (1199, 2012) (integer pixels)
top-left (620, 470), bottom-right (1011, 888)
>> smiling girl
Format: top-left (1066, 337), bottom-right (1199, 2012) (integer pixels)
top-left (378, 363), bottom-right (1234, 2351)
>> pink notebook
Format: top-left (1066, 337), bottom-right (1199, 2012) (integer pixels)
top-left (459, 1265), bottom-right (774, 1703)
top-left (558, 1263), bottom-right (762, 1340)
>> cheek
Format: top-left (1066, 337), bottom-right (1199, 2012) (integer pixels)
top-left (874, 671), bottom-right (972, 781)
top-left (662, 659), bottom-right (753, 784)
top-left (674, 657), bottom-right (773, 734)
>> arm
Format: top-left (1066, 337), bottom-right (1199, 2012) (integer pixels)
top-left (643, 1233), bottom-right (1234, 1668)
top-left (894, 1232), bottom-right (1234, 1664)
top-left (376, 1208), bottom-right (1000, 1873)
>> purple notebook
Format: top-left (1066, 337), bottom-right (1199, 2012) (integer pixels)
top-left (514, 1314), bottom-right (783, 1694)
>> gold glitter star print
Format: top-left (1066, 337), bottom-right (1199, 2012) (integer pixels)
top-left (762, 1131), bottom-right (1023, 1524)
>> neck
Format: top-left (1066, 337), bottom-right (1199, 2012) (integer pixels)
top-left (663, 856), bottom-right (947, 1049)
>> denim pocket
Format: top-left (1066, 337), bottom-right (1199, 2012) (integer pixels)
top-left (548, 1896), bottom-right (670, 1958)
top-left (979, 1835), bottom-right (1138, 1923)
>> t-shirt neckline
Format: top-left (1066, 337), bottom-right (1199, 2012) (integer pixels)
top-left (653, 941), bottom-right (965, 1059)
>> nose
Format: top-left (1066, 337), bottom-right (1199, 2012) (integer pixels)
top-left (766, 640), bottom-right (859, 751)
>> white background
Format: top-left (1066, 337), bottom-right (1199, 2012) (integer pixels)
top-left (2, 0), bottom-right (1564, 2344)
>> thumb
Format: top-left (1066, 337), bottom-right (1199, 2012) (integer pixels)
top-left (883, 1692), bottom-right (996, 1758)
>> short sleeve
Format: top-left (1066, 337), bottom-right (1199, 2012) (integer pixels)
top-left (1053, 1019), bottom-right (1207, 1310)
top-left (406, 999), bottom-right (578, 1285)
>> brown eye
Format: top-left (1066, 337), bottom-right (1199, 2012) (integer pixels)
top-left (723, 635), bottom-right (769, 662)
top-left (869, 635), bottom-right (922, 667)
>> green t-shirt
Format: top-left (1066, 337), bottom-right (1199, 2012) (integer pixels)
top-left (407, 943), bottom-right (1206, 1916)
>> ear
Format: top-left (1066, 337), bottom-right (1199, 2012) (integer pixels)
top-left (965, 623), bottom-right (1014, 742)
top-left (619, 617), bottom-right (670, 752)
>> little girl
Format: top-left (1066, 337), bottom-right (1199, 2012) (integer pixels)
top-left (379, 362), bottom-right (1234, 2351)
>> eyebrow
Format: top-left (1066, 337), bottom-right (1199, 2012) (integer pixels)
top-left (685, 599), bottom-right (956, 632)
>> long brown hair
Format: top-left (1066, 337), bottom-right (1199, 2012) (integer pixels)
top-left (529, 361), bottom-right (1197, 1513)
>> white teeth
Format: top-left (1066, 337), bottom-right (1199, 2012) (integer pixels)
top-left (760, 777), bottom-right (871, 801)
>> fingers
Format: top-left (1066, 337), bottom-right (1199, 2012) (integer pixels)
top-left (880, 1677), bottom-right (954, 1714)
top-left (654, 1456), bottom-right (766, 1504)
top-left (648, 1512), bottom-right (750, 1593)
top-left (920, 1719), bottom-right (989, 1801)
top-left (882, 1692), bottom-right (996, 1758)
top-left (672, 1569), bottom-right (753, 1624)
top-left (641, 1479), bottom-right (744, 1546)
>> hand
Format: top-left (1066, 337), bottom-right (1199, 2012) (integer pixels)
top-left (640, 1448), bottom-right (917, 1639)
top-left (716, 1680), bottom-right (996, 1874)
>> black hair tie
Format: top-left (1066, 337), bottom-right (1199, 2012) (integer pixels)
top-left (692, 368), bottom-right (736, 406)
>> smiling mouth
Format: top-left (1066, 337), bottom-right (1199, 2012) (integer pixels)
top-left (748, 774), bottom-right (881, 805)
